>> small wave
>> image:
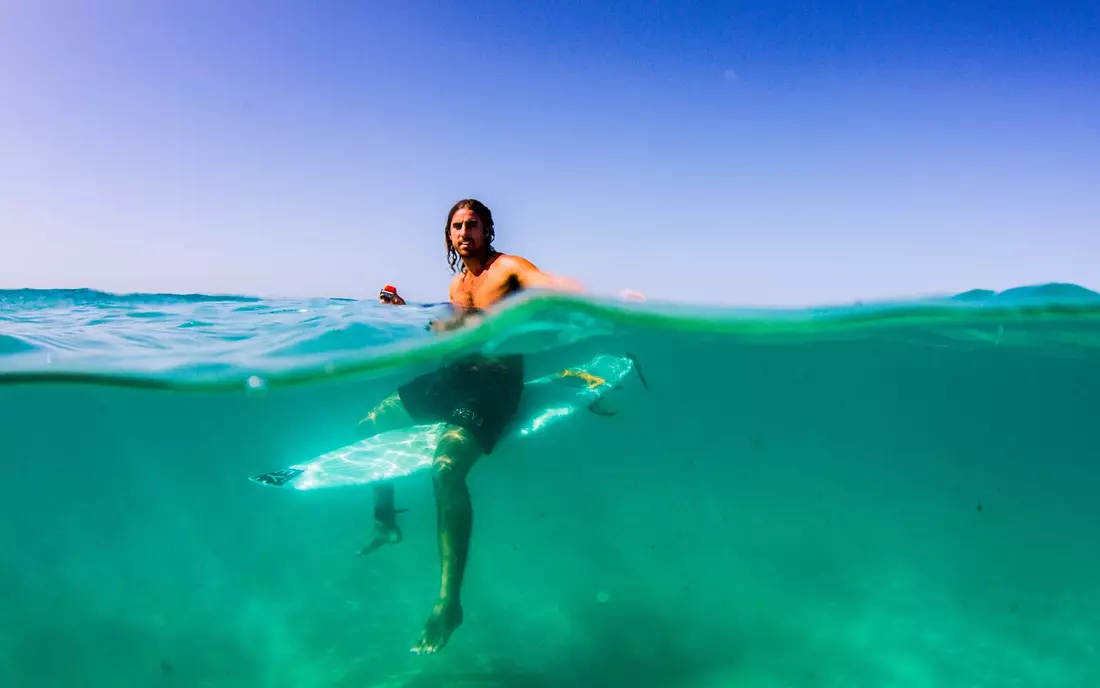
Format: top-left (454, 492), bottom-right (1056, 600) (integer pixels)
top-left (951, 283), bottom-right (1100, 305)
top-left (0, 334), bottom-right (38, 355)
top-left (0, 288), bottom-right (263, 306)
top-left (991, 282), bottom-right (1100, 304)
top-left (0, 283), bottom-right (1097, 390)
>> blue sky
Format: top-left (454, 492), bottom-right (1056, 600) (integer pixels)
top-left (2, 1), bottom-right (1097, 306)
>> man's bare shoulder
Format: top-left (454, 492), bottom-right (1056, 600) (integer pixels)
top-left (489, 253), bottom-right (537, 273)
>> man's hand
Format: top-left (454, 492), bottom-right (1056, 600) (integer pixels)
top-left (379, 285), bottom-right (406, 305)
top-left (429, 310), bottom-right (485, 333)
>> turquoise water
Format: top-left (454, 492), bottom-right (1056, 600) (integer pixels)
top-left (2, 284), bottom-right (1099, 687)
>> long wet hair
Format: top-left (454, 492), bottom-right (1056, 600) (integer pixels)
top-left (445, 198), bottom-right (496, 274)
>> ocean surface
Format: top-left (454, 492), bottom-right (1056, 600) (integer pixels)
top-left (1, 284), bottom-right (1098, 687)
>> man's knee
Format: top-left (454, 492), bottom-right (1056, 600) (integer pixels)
top-left (431, 458), bottom-right (459, 488)
top-left (359, 393), bottom-right (407, 435)
top-left (431, 428), bottom-right (480, 482)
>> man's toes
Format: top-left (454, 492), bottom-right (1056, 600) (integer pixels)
top-left (411, 630), bottom-right (445, 655)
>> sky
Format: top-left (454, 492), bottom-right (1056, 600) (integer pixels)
top-left (1, 0), bottom-right (1097, 306)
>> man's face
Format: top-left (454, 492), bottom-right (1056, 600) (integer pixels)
top-left (449, 207), bottom-right (485, 258)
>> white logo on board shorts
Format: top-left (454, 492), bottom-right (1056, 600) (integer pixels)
top-left (452, 408), bottom-right (484, 427)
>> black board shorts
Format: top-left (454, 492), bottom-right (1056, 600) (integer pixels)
top-left (397, 353), bottom-right (525, 454)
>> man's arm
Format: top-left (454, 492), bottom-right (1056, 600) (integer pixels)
top-left (497, 255), bottom-right (646, 302)
top-left (426, 276), bottom-right (471, 333)
top-left (499, 255), bottom-right (583, 294)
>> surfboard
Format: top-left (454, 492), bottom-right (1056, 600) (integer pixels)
top-left (249, 353), bottom-right (645, 491)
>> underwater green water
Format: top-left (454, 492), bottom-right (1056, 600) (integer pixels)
top-left (1, 286), bottom-right (1098, 686)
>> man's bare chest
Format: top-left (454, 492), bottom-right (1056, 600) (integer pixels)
top-left (452, 272), bottom-right (507, 310)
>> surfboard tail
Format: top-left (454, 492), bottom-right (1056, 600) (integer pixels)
top-left (249, 467), bottom-right (304, 487)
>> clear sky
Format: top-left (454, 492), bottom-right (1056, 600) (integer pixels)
top-left (2, 1), bottom-right (1097, 306)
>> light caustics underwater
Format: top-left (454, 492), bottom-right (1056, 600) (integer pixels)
top-left (1, 284), bottom-right (1098, 687)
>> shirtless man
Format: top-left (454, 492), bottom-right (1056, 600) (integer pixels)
top-left (357, 198), bottom-right (583, 655)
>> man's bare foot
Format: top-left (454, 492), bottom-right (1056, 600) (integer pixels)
top-left (411, 599), bottom-right (463, 655)
top-left (358, 518), bottom-right (402, 556)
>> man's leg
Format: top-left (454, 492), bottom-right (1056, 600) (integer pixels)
top-left (412, 425), bottom-right (483, 655)
top-left (357, 392), bottom-right (415, 556)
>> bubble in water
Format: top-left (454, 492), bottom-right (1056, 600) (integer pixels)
top-left (596, 590), bottom-right (610, 603)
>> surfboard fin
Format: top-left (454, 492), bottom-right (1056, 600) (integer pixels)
top-left (374, 507), bottom-right (409, 520)
top-left (626, 353), bottom-right (649, 390)
top-left (587, 399), bottom-right (618, 416)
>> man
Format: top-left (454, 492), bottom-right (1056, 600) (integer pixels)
top-left (357, 199), bottom-right (584, 655)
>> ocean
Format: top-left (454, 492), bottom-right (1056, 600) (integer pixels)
top-left (1, 284), bottom-right (1098, 687)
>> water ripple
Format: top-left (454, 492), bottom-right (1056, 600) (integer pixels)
top-left (1, 284), bottom-right (1098, 389)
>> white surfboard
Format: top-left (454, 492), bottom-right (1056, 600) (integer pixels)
top-left (249, 353), bottom-right (646, 491)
